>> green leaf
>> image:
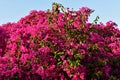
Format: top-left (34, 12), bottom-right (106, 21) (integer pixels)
top-left (74, 53), bottom-right (82, 59)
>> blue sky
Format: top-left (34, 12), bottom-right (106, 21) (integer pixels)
top-left (0, 0), bottom-right (120, 28)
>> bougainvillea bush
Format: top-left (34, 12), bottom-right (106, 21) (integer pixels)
top-left (0, 3), bottom-right (120, 80)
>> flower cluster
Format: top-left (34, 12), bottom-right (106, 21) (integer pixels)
top-left (0, 3), bottom-right (120, 80)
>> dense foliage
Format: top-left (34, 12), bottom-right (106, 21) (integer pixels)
top-left (0, 3), bottom-right (120, 80)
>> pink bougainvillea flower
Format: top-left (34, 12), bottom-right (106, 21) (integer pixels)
top-left (0, 2), bottom-right (120, 80)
